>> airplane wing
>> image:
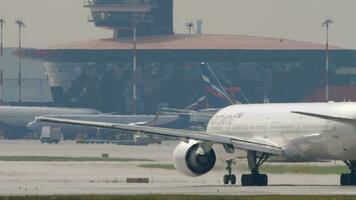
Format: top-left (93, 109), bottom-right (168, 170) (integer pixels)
top-left (292, 111), bottom-right (356, 126)
top-left (36, 116), bottom-right (283, 155)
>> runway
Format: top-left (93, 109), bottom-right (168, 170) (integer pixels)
top-left (0, 140), bottom-right (354, 196)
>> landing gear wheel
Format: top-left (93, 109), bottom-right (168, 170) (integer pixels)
top-left (241, 174), bottom-right (267, 186)
top-left (341, 161), bottom-right (356, 186)
top-left (241, 151), bottom-right (270, 186)
top-left (241, 174), bottom-right (253, 186)
top-left (230, 174), bottom-right (236, 185)
top-left (223, 175), bottom-right (229, 185)
top-left (256, 174), bottom-right (268, 186)
top-left (223, 160), bottom-right (236, 185)
top-left (340, 173), bottom-right (356, 186)
top-left (341, 174), bottom-right (348, 186)
top-left (223, 174), bottom-right (236, 185)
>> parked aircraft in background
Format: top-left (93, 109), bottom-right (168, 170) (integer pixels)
top-left (0, 106), bottom-right (100, 139)
top-left (38, 102), bottom-right (356, 186)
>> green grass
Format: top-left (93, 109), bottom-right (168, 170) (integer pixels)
top-left (138, 163), bottom-right (349, 174)
top-left (1, 195), bottom-right (356, 200)
top-left (0, 156), bottom-right (153, 162)
top-left (258, 164), bottom-right (349, 174)
top-left (138, 163), bottom-right (176, 170)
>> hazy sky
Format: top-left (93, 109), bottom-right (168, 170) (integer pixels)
top-left (0, 0), bottom-right (355, 48)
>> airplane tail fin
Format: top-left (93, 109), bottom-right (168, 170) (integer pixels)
top-left (200, 62), bottom-right (234, 107)
top-left (162, 62), bottom-right (239, 112)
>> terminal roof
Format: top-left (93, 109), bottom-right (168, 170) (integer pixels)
top-left (43, 34), bottom-right (337, 50)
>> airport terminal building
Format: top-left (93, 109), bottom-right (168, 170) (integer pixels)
top-left (23, 0), bottom-right (356, 114)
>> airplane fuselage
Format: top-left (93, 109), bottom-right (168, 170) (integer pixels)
top-left (207, 102), bottom-right (356, 161)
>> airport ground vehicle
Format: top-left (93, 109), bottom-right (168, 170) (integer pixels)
top-left (40, 126), bottom-right (62, 144)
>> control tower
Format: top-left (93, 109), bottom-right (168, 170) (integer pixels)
top-left (85, 0), bottom-right (174, 38)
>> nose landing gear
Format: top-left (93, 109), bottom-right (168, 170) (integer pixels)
top-left (223, 160), bottom-right (236, 185)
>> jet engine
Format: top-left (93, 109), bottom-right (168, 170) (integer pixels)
top-left (173, 140), bottom-right (216, 177)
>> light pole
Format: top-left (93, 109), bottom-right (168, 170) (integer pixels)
top-left (131, 14), bottom-right (142, 114)
top-left (322, 18), bottom-right (333, 102)
top-left (15, 20), bottom-right (25, 103)
top-left (0, 18), bottom-right (5, 57)
top-left (0, 19), bottom-right (4, 105)
top-left (132, 25), bottom-right (137, 114)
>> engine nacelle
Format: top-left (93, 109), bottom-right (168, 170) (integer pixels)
top-left (173, 140), bottom-right (216, 177)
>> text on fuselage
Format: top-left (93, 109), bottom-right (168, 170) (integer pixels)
top-left (210, 112), bottom-right (245, 126)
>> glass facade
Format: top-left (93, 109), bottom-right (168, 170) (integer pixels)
top-left (44, 58), bottom-right (330, 114)
top-left (1, 78), bottom-right (51, 102)
top-left (23, 46), bottom-right (356, 114)
top-left (0, 48), bottom-right (52, 103)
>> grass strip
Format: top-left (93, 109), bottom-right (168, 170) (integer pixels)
top-left (1, 195), bottom-right (356, 200)
top-left (0, 156), bottom-right (153, 162)
top-left (258, 164), bottom-right (348, 174)
top-left (138, 163), bottom-right (349, 174)
top-left (138, 164), bottom-right (176, 170)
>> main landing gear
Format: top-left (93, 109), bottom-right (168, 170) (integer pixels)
top-left (223, 160), bottom-right (236, 185)
top-left (341, 160), bottom-right (356, 186)
top-left (241, 151), bottom-right (270, 186)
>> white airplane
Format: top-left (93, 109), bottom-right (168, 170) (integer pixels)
top-left (37, 101), bottom-right (356, 186)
